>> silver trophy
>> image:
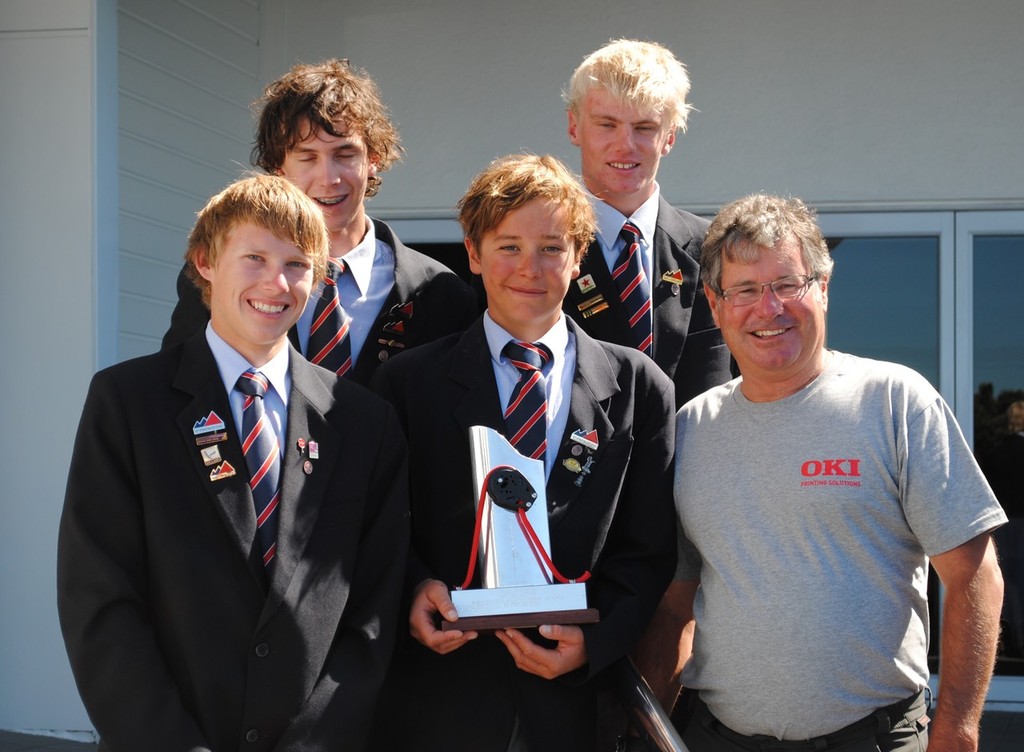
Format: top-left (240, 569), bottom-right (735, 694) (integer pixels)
top-left (445, 425), bottom-right (599, 631)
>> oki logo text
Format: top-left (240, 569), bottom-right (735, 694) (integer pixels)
top-left (800, 458), bottom-right (862, 487)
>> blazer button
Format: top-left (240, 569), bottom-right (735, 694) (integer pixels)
top-left (255, 643), bottom-right (269, 658)
top-left (245, 729), bottom-right (259, 743)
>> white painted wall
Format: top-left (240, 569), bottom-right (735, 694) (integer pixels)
top-left (117, 0), bottom-right (261, 360)
top-left (0, 0), bottom-right (116, 737)
top-left (260, 0), bottom-right (1024, 218)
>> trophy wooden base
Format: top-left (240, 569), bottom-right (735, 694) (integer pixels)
top-left (441, 607), bottom-right (600, 632)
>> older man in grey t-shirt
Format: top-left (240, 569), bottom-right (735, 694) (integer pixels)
top-left (673, 194), bottom-right (1004, 752)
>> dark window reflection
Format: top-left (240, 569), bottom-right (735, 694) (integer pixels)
top-left (416, 242), bottom-right (473, 283)
top-left (973, 235), bottom-right (1024, 676)
top-left (826, 237), bottom-right (939, 387)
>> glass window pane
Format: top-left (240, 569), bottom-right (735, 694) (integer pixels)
top-left (973, 235), bottom-right (1024, 677)
top-left (414, 242), bottom-right (474, 284)
top-left (825, 237), bottom-right (940, 387)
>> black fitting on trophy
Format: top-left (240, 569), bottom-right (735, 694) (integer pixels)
top-left (487, 467), bottom-right (537, 511)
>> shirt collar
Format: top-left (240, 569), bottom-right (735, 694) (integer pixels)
top-left (482, 311), bottom-right (570, 368)
top-left (592, 183), bottom-right (661, 251)
top-left (334, 218), bottom-right (376, 296)
top-left (205, 323), bottom-right (291, 404)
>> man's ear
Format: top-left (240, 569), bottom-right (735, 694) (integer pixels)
top-left (567, 109), bottom-right (580, 146)
top-left (704, 283), bottom-right (721, 328)
top-left (465, 238), bottom-right (482, 275)
top-left (194, 245), bottom-right (215, 282)
top-left (570, 245), bottom-right (585, 279)
top-left (662, 129), bottom-right (676, 156)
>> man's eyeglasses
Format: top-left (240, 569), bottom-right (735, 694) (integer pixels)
top-left (718, 274), bottom-right (818, 307)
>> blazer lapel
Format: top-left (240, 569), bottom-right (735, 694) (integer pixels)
top-left (349, 221), bottom-right (424, 384)
top-left (546, 322), bottom-right (619, 527)
top-left (287, 325), bottom-right (301, 353)
top-left (263, 351), bottom-right (339, 612)
top-left (565, 239), bottom-right (633, 346)
top-left (172, 334), bottom-right (266, 589)
top-left (450, 321), bottom-right (506, 436)
top-left (650, 199), bottom-right (700, 369)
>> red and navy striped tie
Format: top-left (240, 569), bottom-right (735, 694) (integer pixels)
top-left (502, 341), bottom-right (552, 462)
top-left (308, 257), bottom-right (353, 376)
top-left (236, 370), bottom-right (281, 568)
top-left (611, 222), bottom-right (653, 356)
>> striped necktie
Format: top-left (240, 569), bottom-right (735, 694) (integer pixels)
top-left (308, 257), bottom-right (353, 376)
top-left (235, 369), bottom-right (281, 568)
top-left (501, 341), bottom-right (552, 461)
top-left (612, 221), bottom-right (653, 356)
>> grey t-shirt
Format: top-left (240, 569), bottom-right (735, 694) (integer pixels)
top-left (674, 351), bottom-right (1005, 739)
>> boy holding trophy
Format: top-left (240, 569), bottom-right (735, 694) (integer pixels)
top-left (370, 155), bottom-right (678, 751)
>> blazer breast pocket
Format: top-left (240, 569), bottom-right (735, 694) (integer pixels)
top-left (587, 436), bottom-right (633, 485)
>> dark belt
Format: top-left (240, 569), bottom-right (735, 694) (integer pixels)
top-left (699, 690), bottom-right (927, 752)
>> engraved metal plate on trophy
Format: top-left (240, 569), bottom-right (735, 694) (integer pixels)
top-left (444, 425), bottom-right (600, 631)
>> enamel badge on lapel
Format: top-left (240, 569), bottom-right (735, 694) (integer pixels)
top-left (570, 429), bottom-right (599, 451)
top-left (297, 438), bottom-right (319, 460)
top-left (576, 274), bottom-right (597, 294)
top-left (577, 293), bottom-right (608, 319)
top-left (297, 438), bottom-right (318, 474)
top-left (193, 411), bottom-right (226, 436)
top-left (382, 319), bottom-right (407, 346)
top-left (195, 431), bottom-right (227, 447)
top-left (294, 438), bottom-right (313, 473)
top-left (565, 455), bottom-right (595, 487)
top-left (194, 412), bottom-right (228, 446)
top-left (200, 444), bottom-right (222, 466)
top-left (564, 429), bottom-right (599, 487)
top-left (662, 269), bottom-right (684, 297)
top-left (377, 300), bottom-right (414, 351)
top-left (209, 460), bottom-right (236, 481)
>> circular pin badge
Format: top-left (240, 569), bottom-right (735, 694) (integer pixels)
top-left (671, 284), bottom-right (680, 296)
top-left (303, 460), bottom-right (313, 475)
top-left (378, 350), bottom-right (389, 362)
top-left (571, 445), bottom-right (583, 456)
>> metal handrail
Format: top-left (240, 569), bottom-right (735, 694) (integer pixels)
top-left (610, 655), bottom-right (689, 752)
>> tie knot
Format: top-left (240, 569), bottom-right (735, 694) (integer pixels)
top-left (236, 369), bottom-right (269, 398)
top-left (327, 257), bottom-right (346, 281)
top-left (503, 341), bottom-right (551, 373)
top-left (619, 222), bottom-right (641, 245)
